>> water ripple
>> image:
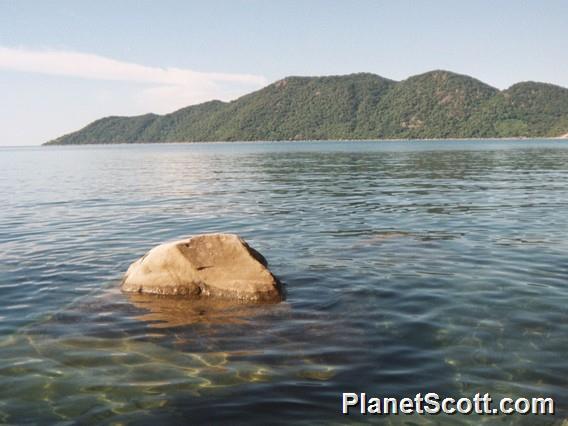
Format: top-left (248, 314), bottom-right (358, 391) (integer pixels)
top-left (1, 140), bottom-right (567, 424)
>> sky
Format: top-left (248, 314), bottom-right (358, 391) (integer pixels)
top-left (0, 0), bottom-right (567, 146)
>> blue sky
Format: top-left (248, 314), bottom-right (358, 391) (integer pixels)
top-left (1, 0), bottom-right (567, 145)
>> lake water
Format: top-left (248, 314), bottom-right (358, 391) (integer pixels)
top-left (1, 140), bottom-right (567, 425)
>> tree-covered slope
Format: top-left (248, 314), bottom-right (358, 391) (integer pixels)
top-left (208, 73), bottom-right (396, 141)
top-left (468, 82), bottom-right (568, 137)
top-left (370, 70), bottom-right (499, 138)
top-left (45, 71), bottom-right (568, 144)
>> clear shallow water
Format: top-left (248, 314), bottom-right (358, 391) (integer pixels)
top-left (0, 140), bottom-right (567, 425)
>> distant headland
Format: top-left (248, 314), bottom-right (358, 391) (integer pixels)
top-left (44, 70), bottom-right (568, 145)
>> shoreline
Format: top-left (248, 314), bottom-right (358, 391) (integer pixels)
top-left (41, 135), bottom-right (568, 147)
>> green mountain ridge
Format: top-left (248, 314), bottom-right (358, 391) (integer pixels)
top-left (45, 70), bottom-right (568, 145)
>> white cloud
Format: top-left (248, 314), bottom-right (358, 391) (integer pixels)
top-left (0, 46), bottom-right (268, 112)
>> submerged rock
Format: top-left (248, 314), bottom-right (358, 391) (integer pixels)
top-left (127, 292), bottom-right (289, 327)
top-left (121, 234), bottom-right (282, 302)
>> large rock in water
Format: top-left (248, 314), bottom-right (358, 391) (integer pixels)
top-left (121, 234), bottom-right (282, 302)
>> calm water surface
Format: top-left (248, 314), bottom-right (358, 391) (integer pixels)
top-left (1, 140), bottom-right (567, 425)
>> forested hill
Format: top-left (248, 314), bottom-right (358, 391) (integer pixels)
top-left (45, 70), bottom-right (568, 145)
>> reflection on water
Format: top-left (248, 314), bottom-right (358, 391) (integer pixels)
top-left (127, 292), bottom-right (287, 328)
top-left (0, 140), bottom-right (567, 424)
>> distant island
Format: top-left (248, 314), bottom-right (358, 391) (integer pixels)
top-left (45, 70), bottom-right (568, 145)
